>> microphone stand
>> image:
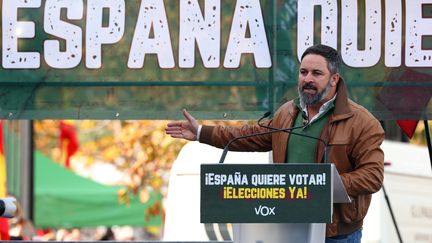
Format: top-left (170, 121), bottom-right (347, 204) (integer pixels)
top-left (218, 128), bottom-right (297, 164)
top-left (218, 112), bottom-right (310, 164)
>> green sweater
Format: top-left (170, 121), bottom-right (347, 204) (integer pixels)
top-left (286, 99), bottom-right (334, 163)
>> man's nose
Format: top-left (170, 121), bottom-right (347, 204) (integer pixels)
top-left (304, 73), bottom-right (314, 82)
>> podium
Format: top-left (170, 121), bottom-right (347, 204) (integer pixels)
top-left (200, 163), bottom-right (351, 243)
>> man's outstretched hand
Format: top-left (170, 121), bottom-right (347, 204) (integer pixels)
top-left (165, 109), bottom-right (199, 141)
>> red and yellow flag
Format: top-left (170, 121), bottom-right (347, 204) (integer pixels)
top-left (59, 120), bottom-right (79, 168)
top-left (0, 121), bottom-right (10, 240)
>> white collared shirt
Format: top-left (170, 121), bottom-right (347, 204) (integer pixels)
top-left (300, 94), bottom-right (337, 125)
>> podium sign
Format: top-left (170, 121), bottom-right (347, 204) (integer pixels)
top-left (201, 163), bottom-right (332, 223)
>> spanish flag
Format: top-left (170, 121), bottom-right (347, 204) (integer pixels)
top-left (59, 120), bottom-right (79, 168)
top-left (0, 121), bottom-right (10, 240)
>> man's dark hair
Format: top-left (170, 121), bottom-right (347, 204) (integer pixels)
top-left (301, 44), bottom-right (341, 74)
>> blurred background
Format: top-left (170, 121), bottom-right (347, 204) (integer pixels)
top-left (1, 119), bottom-right (430, 241)
top-left (1, 119), bottom-right (248, 240)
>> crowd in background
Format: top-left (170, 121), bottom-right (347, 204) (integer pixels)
top-left (7, 216), bottom-right (159, 241)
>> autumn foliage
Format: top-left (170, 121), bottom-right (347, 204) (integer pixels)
top-left (34, 120), bottom-right (244, 204)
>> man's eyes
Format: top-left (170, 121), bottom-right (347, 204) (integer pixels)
top-left (300, 70), bottom-right (323, 75)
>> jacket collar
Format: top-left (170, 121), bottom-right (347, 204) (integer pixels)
top-left (333, 77), bottom-right (352, 117)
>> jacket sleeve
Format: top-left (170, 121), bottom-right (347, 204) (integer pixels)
top-left (340, 118), bottom-right (385, 196)
top-left (199, 123), bottom-right (273, 152)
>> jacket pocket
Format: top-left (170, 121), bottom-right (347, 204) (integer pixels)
top-left (338, 195), bottom-right (371, 223)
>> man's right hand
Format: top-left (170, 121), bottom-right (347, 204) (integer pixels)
top-left (165, 109), bottom-right (199, 141)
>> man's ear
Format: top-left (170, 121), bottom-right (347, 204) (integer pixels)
top-left (330, 73), bottom-right (340, 87)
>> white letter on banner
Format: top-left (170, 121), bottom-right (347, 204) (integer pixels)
top-left (179, 0), bottom-right (220, 68)
top-left (384, 0), bottom-right (402, 67)
top-left (297, 0), bottom-right (338, 61)
top-left (86, 0), bottom-right (125, 69)
top-left (341, 0), bottom-right (381, 67)
top-left (224, 0), bottom-right (271, 68)
top-left (44, 0), bottom-right (83, 68)
top-left (128, 0), bottom-right (174, 68)
top-left (2, 0), bottom-right (41, 69)
top-left (406, 0), bottom-right (432, 67)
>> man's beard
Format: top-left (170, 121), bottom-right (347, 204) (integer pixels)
top-left (298, 80), bottom-right (332, 106)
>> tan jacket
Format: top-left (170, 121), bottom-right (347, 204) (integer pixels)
top-left (199, 79), bottom-right (385, 237)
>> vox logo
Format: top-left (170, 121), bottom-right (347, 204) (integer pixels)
top-left (254, 205), bottom-right (275, 216)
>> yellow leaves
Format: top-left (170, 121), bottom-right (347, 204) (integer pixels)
top-left (34, 120), bottom-right (61, 156)
top-left (151, 129), bottom-right (165, 144)
top-left (117, 188), bottom-right (130, 206)
top-left (150, 176), bottom-right (163, 191)
top-left (103, 146), bottom-right (121, 163)
top-left (99, 136), bottom-right (115, 150)
top-left (410, 120), bottom-right (432, 147)
top-left (79, 120), bottom-right (98, 130)
top-left (139, 188), bottom-right (150, 204)
top-left (80, 141), bottom-right (97, 157)
top-left (34, 120), bottom-right (243, 208)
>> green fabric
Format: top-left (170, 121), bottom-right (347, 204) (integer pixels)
top-left (285, 103), bottom-right (333, 163)
top-left (0, 1), bottom-right (430, 120)
top-left (34, 151), bottom-right (162, 228)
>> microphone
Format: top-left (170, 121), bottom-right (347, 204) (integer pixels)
top-left (257, 111), bottom-right (272, 125)
top-left (218, 112), bottom-right (307, 164)
top-left (257, 112), bottom-right (329, 163)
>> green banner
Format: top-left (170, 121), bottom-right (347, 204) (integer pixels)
top-left (201, 163), bottom-right (332, 223)
top-left (0, 0), bottom-right (431, 119)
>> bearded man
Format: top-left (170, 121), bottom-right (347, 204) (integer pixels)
top-left (166, 44), bottom-right (385, 243)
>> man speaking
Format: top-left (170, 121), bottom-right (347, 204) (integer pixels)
top-left (166, 44), bottom-right (385, 242)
